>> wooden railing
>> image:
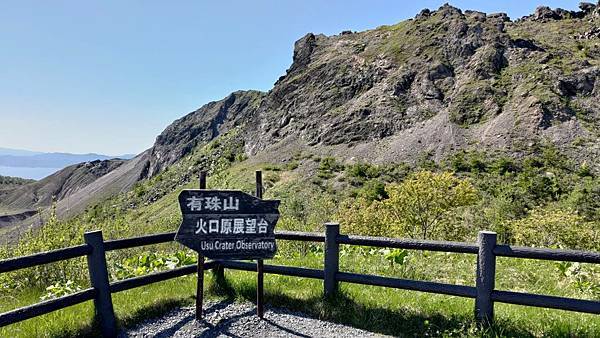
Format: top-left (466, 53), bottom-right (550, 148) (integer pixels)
top-left (1, 226), bottom-right (599, 336)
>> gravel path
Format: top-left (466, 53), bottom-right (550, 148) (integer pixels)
top-left (120, 300), bottom-right (392, 338)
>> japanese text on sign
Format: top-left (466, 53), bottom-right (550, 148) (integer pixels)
top-left (194, 217), bottom-right (269, 235)
top-left (186, 196), bottom-right (240, 211)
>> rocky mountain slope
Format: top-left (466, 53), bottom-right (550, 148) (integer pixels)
top-left (0, 175), bottom-right (34, 191)
top-left (146, 2), bottom-right (600, 171)
top-left (1, 3), bottom-right (599, 240)
top-left (0, 159), bottom-right (125, 220)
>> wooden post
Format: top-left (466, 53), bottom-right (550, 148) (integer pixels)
top-left (324, 222), bottom-right (340, 297)
top-left (84, 230), bottom-right (117, 337)
top-left (475, 231), bottom-right (497, 325)
top-left (256, 170), bottom-right (265, 318)
top-left (196, 171), bottom-right (207, 320)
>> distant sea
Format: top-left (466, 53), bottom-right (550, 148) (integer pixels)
top-left (0, 166), bottom-right (59, 180)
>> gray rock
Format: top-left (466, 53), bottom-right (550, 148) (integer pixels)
top-left (579, 2), bottom-right (596, 13)
top-left (120, 301), bottom-right (391, 338)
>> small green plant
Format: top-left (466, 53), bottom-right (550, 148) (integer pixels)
top-left (383, 249), bottom-right (409, 268)
top-left (318, 157), bottom-right (344, 177)
top-left (346, 162), bottom-right (381, 180)
top-left (561, 262), bottom-right (600, 298)
top-left (353, 179), bottom-right (388, 201)
top-left (40, 280), bottom-right (82, 301)
top-left (113, 251), bottom-right (197, 280)
top-left (286, 160), bottom-right (299, 170)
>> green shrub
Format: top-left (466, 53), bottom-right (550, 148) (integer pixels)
top-left (319, 157), bottom-right (344, 172)
top-left (505, 208), bottom-right (599, 250)
top-left (340, 171), bottom-right (478, 240)
top-left (565, 178), bottom-right (600, 221)
top-left (490, 157), bottom-right (518, 175)
top-left (286, 160), bottom-right (299, 170)
top-left (354, 179), bottom-right (387, 201)
top-left (346, 162), bottom-right (381, 180)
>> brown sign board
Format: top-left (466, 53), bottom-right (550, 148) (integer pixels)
top-left (175, 189), bottom-right (280, 260)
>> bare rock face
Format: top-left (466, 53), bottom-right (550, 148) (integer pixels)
top-left (141, 3), bottom-right (599, 170)
top-left (145, 90), bottom-right (265, 177)
top-left (522, 3), bottom-right (600, 21)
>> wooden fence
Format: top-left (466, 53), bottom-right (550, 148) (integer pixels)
top-left (1, 226), bottom-right (599, 337)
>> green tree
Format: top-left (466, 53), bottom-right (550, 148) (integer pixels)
top-left (505, 208), bottom-right (599, 250)
top-left (382, 171), bottom-right (478, 239)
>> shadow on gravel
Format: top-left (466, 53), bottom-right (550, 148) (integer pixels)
top-left (118, 297), bottom-right (194, 330)
top-left (262, 318), bottom-right (312, 338)
top-left (150, 300), bottom-right (253, 338)
top-left (58, 271), bottom-right (532, 338)
top-left (207, 275), bottom-right (533, 337)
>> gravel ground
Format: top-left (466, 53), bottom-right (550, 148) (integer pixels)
top-left (120, 300), bottom-right (392, 338)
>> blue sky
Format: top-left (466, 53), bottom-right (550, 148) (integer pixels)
top-left (0, 1), bottom-right (581, 155)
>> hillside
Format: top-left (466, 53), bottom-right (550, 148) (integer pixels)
top-left (140, 3), bottom-right (600, 177)
top-left (1, 3), bottom-right (600, 240)
top-left (0, 148), bottom-right (135, 180)
top-left (0, 175), bottom-right (35, 190)
top-left (2, 4), bottom-right (600, 337)
top-left (0, 159), bottom-right (131, 238)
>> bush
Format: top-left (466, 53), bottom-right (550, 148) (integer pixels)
top-left (353, 179), bottom-right (388, 201)
top-left (505, 208), bottom-right (599, 250)
top-left (346, 162), bottom-right (381, 180)
top-left (564, 178), bottom-right (600, 221)
top-left (338, 198), bottom-right (391, 237)
top-left (317, 157), bottom-right (344, 179)
top-left (382, 171), bottom-right (479, 239)
top-left (490, 157), bottom-right (518, 175)
top-left (319, 157), bottom-right (343, 172)
top-left (340, 171), bottom-right (478, 239)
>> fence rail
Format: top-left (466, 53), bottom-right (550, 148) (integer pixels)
top-left (1, 227), bottom-right (599, 336)
top-left (0, 244), bottom-right (91, 274)
top-left (337, 234), bottom-right (479, 254)
top-left (0, 288), bottom-right (96, 327)
top-left (493, 244), bottom-right (600, 263)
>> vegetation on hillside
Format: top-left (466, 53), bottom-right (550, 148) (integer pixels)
top-left (0, 175), bottom-right (35, 189)
top-left (1, 134), bottom-right (599, 336)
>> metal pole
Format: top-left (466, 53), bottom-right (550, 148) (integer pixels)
top-left (196, 171), bottom-right (207, 320)
top-left (256, 170), bottom-right (264, 318)
top-left (324, 222), bottom-right (340, 297)
top-left (475, 231), bottom-right (497, 325)
top-left (84, 230), bottom-right (117, 337)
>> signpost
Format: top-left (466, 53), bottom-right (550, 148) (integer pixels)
top-left (175, 171), bottom-right (279, 319)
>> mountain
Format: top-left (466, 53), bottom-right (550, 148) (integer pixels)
top-left (1, 3), bottom-right (599, 241)
top-left (0, 149), bottom-right (134, 169)
top-left (145, 3), bottom-right (599, 172)
top-left (0, 175), bottom-right (35, 191)
top-left (0, 148), bottom-right (135, 180)
top-left (0, 147), bottom-right (43, 156)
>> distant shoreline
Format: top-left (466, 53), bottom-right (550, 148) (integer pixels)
top-left (0, 166), bottom-right (59, 180)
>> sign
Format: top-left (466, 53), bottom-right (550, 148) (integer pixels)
top-left (175, 189), bottom-right (280, 259)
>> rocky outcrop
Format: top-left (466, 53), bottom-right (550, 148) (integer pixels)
top-left (140, 3), bottom-right (599, 168)
top-left (146, 90), bottom-right (265, 177)
top-left (521, 2), bottom-right (599, 21)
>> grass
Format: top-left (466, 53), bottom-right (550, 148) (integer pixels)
top-left (2, 145), bottom-right (599, 336)
top-left (2, 249), bottom-right (598, 337)
top-left (0, 275), bottom-right (199, 338)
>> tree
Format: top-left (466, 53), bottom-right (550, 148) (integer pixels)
top-left (505, 208), bottom-right (599, 250)
top-left (382, 171), bottom-right (478, 239)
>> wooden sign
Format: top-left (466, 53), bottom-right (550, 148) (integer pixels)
top-left (175, 189), bottom-right (280, 259)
